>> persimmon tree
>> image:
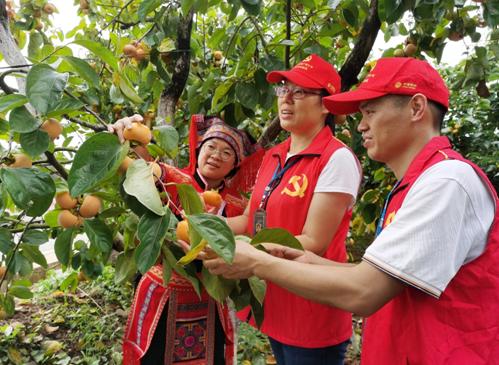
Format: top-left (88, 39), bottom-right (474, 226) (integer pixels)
top-left (0, 0), bottom-right (497, 316)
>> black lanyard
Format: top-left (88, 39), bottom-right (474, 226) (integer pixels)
top-left (258, 157), bottom-right (301, 210)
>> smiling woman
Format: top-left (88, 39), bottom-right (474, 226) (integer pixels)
top-left (108, 114), bottom-right (263, 365)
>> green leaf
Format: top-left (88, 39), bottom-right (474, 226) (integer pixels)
top-left (83, 218), bottom-right (113, 254)
top-left (162, 245), bottom-right (202, 297)
top-left (54, 228), bottom-right (75, 267)
top-left (115, 250), bottom-right (138, 284)
top-left (9, 106), bottom-right (41, 133)
top-left (361, 189), bottom-right (379, 204)
top-left (187, 214), bottom-right (235, 263)
top-left (211, 80), bottom-right (234, 112)
top-left (62, 56), bottom-right (100, 89)
top-left (153, 125), bottom-right (179, 158)
top-left (43, 209), bottom-right (60, 228)
top-left (177, 239), bottom-right (207, 266)
top-left (248, 276), bottom-right (266, 305)
top-left (201, 266), bottom-right (236, 302)
top-left (240, 0), bottom-right (261, 15)
top-left (60, 272), bottom-right (78, 292)
top-left (250, 292), bottom-right (264, 328)
top-left (0, 94), bottom-right (28, 113)
top-left (118, 74), bottom-right (144, 104)
top-left (138, 0), bottom-right (163, 20)
top-left (26, 64), bottom-right (68, 115)
top-left (22, 230), bottom-right (49, 246)
top-left (123, 159), bottom-right (164, 216)
top-left (0, 228), bottom-right (13, 255)
top-left (46, 96), bottom-right (85, 118)
top-left (0, 168), bottom-right (55, 217)
top-left (28, 30), bottom-right (43, 59)
top-left (235, 82), bottom-right (258, 109)
top-left (73, 39), bottom-right (119, 72)
top-left (68, 133), bottom-right (129, 197)
top-left (251, 228), bottom-right (303, 251)
top-left (378, 0), bottom-right (405, 24)
top-left (135, 208), bottom-right (171, 273)
top-left (20, 129), bottom-right (50, 157)
top-left (21, 244), bottom-right (48, 268)
top-left (181, 0), bottom-right (195, 14)
top-left (176, 184), bottom-right (204, 215)
top-left (8, 285), bottom-right (33, 299)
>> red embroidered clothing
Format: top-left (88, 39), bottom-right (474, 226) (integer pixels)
top-left (246, 127), bottom-right (355, 347)
top-left (361, 136), bottom-right (499, 364)
top-left (123, 115), bottom-right (263, 365)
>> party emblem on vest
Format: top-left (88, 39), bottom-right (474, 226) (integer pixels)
top-left (384, 211), bottom-right (396, 228)
top-left (281, 174), bottom-right (308, 198)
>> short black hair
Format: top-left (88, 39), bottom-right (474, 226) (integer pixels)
top-left (389, 95), bottom-right (447, 131)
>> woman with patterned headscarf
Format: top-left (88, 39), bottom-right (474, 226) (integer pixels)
top-left (109, 114), bottom-right (263, 365)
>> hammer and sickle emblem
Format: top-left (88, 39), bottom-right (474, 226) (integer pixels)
top-left (281, 174), bottom-right (308, 198)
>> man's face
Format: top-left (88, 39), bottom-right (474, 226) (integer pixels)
top-left (357, 96), bottom-right (411, 164)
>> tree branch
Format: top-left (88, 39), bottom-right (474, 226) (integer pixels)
top-left (339, 0), bottom-right (381, 91)
top-left (157, 8), bottom-right (194, 126)
top-left (44, 151), bottom-right (68, 180)
top-left (65, 115), bottom-right (107, 132)
top-left (257, 116), bottom-right (282, 148)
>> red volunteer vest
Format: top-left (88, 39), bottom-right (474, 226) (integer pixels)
top-left (361, 136), bottom-right (499, 364)
top-left (247, 127), bottom-right (355, 347)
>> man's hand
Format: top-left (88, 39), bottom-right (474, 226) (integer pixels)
top-left (203, 240), bottom-right (262, 279)
top-left (107, 114), bottom-right (143, 143)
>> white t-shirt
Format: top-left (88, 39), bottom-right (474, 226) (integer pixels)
top-left (363, 160), bottom-right (495, 298)
top-left (314, 147), bottom-right (362, 206)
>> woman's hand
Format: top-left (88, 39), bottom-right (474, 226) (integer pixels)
top-left (107, 114), bottom-right (143, 143)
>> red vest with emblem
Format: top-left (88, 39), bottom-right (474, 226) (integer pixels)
top-left (361, 136), bottom-right (499, 364)
top-left (246, 126), bottom-right (356, 347)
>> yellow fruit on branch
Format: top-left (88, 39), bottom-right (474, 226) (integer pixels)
top-left (9, 154), bottom-right (32, 168)
top-left (404, 43), bottom-right (417, 57)
top-left (58, 210), bottom-right (83, 228)
top-left (118, 156), bottom-right (134, 174)
top-left (79, 195), bottom-right (101, 218)
top-left (122, 122), bottom-right (152, 145)
top-left (42, 3), bottom-right (56, 14)
top-left (123, 44), bottom-right (137, 57)
top-left (134, 48), bottom-right (148, 61)
top-left (202, 190), bottom-right (223, 209)
top-left (393, 48), bottom-right (405, 57)
top-left (55, 191), bottom-right (77, 210)
top-left (176, 220), bottom-right (190, 243)
top-left (334, 115), bottom-right (347, 124)
top-left (213, 50), bottom-right (223, 60)
top-left (41, 118), bottom-right (62, 140)
top-left (0, 266), bottom-right (6, 280)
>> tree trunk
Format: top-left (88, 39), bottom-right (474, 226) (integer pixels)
top-left (0, 0), bottom-right (28, 95)
top-left (157, 9), bottom-right (194, 126)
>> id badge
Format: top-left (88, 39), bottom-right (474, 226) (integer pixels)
top-left (253, 208), bottom-right (267, 235)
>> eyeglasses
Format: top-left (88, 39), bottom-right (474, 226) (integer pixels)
top-left (201, 142), bottom-right (235, 162)
top-left (274, 85), bottom-right (322, 100)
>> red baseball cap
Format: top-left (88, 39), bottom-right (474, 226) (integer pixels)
top-left (266, 54), bottom-right (341, 95)
top-left (323, 57), bottom-right (449, 114)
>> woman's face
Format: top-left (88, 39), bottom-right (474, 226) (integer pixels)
top-left (197, 138), bottom-right (237, 181)
top-left (277, 82), bottom-right (329, 134)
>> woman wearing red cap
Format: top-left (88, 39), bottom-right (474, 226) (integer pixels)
top-left (110, 115), bottom-right (262, 365)
top-left (228, 55), bottom-right (361, 365)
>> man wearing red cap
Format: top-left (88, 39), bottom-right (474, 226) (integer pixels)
top-left (227, 54), bottom-right (361, 364)
top-left (204, 57), bottom-right (499, 364)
